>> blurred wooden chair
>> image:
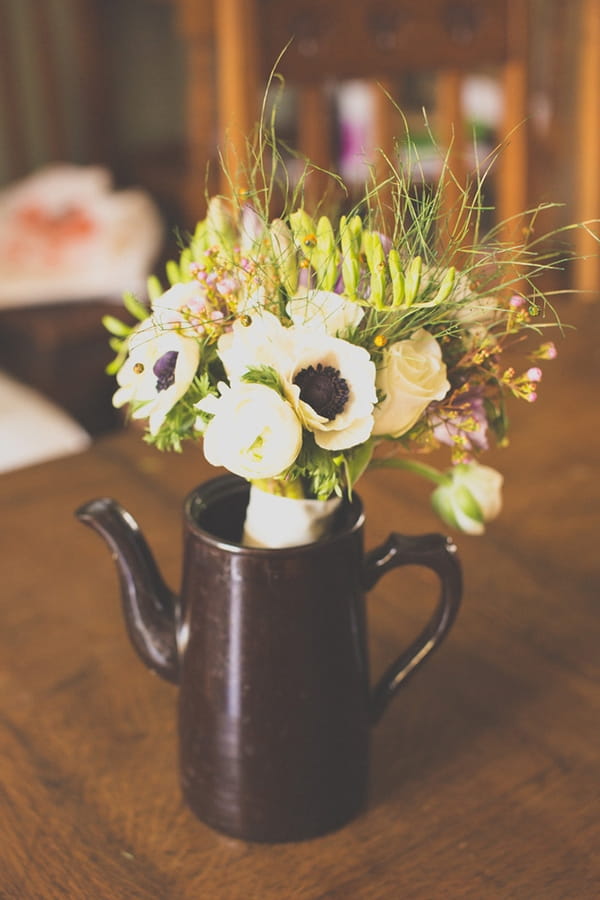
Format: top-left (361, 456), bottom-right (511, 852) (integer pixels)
top-left (176, 0), bottom-right (530, 240)
top-left (575, 0), bottom-right (600, 296)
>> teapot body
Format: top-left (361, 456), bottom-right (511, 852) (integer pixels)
top-left (178, 476), bottom-right (370, 841)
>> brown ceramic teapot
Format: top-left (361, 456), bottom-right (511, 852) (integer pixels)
top-left (77, 474), bottom-right (461, 843)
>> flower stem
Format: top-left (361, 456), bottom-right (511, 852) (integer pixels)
top-left (250, 477), bottom-right (306, 499)
top-left (369, 457), bottom-right (450, 486)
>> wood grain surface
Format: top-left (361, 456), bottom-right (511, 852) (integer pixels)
top-left (0, 297), bottom-right (598, 899)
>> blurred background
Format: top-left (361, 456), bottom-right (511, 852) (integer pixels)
top-left (0, 0), bottom-right (598, 463)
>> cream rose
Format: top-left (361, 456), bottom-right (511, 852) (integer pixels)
top-left (373, 328), bottom-right (450, 438)
top-left (198, 382), bottom-right (302, 480)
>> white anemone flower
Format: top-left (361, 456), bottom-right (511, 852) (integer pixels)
top-left (287, 289), bottom-right (364, 337)
top-left (112, 319), bottom-right (200, 435)
top-left (152, 281), bottom-right (206, 320)
top-left (281, 330), bottom-right (377, 451)
top-left (215, 316), bottom-right (377, 452)
top-left (198, 381), bottom-right (303, 480)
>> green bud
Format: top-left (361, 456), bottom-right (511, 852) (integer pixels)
top-left (430, 463), bottom-right (503, 535)
top-left (206, 196), bottom-right (236, 249)
top-left (102, 314), bottom-right (131, 337)
top-left (289, 209), bottom-right (317, 259)
top-left (123, 291), bottom-right (149, 322)
top-left (314, 215), bottom-right (338, 291)
top-left (178, 248), bottom-right (193, 282)
top-left (190, 219), bottom-right (209, 259)
top-left (363, 231), bottom-right (386, 308)
top-left (165, 259), bottom-right (181, 286)
top-left (270, 218), bottom-right (298, 295)
top-left (340, 215), bottom-right (361, 297)
top-left (432, 266), bottom-right (456, 304)
top-left (146, 275), bottom-right (164, 303)
top-left (388, 249), bottom-right (405, 307)
top-left (404, 255), bottom-right (422, 305)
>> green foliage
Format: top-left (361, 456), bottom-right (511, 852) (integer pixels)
top-left (241, 365), bottom-right (285, 397)
top-left (102, 314), bottom-right (135, 375)
top-left (285, 434), bottom-right (371, 500)
top-left (145, 372), bottom-right (214, 453)
top-left (284, 436), bottom-right (337, 500)
top-left (342, 439), bottom-right (375, 494)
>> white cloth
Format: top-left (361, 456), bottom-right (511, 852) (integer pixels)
top-left (0, 164), bottom-right (163, 309)
top-left (242, 484), bottom-right (342, 548)
top-left (0, 371), bottom-right (90, 472)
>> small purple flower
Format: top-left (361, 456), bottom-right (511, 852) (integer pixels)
top-left (526, 366), bottom-right (542, 382)
top-left (216, 274), bottom-right (239, 296)
top-left (430, 390), bottom-right (489, 454)
top-left (297, 265), bottom-right (316, 291)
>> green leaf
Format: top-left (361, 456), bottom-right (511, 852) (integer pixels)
top-left (241, 365), bottom-right (284, 396)
top-left (344, 439), bottom-right (374, 490)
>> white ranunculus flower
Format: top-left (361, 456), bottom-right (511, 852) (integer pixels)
top-left (216, 310), bottom-right (286, 380)
top-left (112, 319), bottom-right (200, 435)
top-left (287, 289), bottom-right (364, 336)
top-left (198, 382), bottom-right (302, 480)
top-left (431, 463), bottom-right (504, 535)
top-left (373, 328), bottom-right (450, 438)
top-left (282, 330), bottom-right (377, 451)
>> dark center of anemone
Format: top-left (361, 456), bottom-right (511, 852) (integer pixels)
top-left (153, 350), bottom-right (179, 392)
top-left (293, 363), bottom-right (350, 420)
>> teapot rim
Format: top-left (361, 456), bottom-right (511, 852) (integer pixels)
top-left (183, 474), bottom-right (365, 555)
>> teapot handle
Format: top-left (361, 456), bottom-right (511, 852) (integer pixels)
top-left (363, 532), bottom-right (462, 723)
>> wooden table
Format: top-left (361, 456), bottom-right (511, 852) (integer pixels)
top-left (1, 298), bottom-right (598, 898)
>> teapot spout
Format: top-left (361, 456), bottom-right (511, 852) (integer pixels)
top-left (76, 498), bottom-right (180, 684)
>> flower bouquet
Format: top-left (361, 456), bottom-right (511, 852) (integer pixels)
top-left (104, 130), bottom-right (564, 548)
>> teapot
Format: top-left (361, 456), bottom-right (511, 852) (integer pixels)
top-left (77, 474), bottom-right (461, 842)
